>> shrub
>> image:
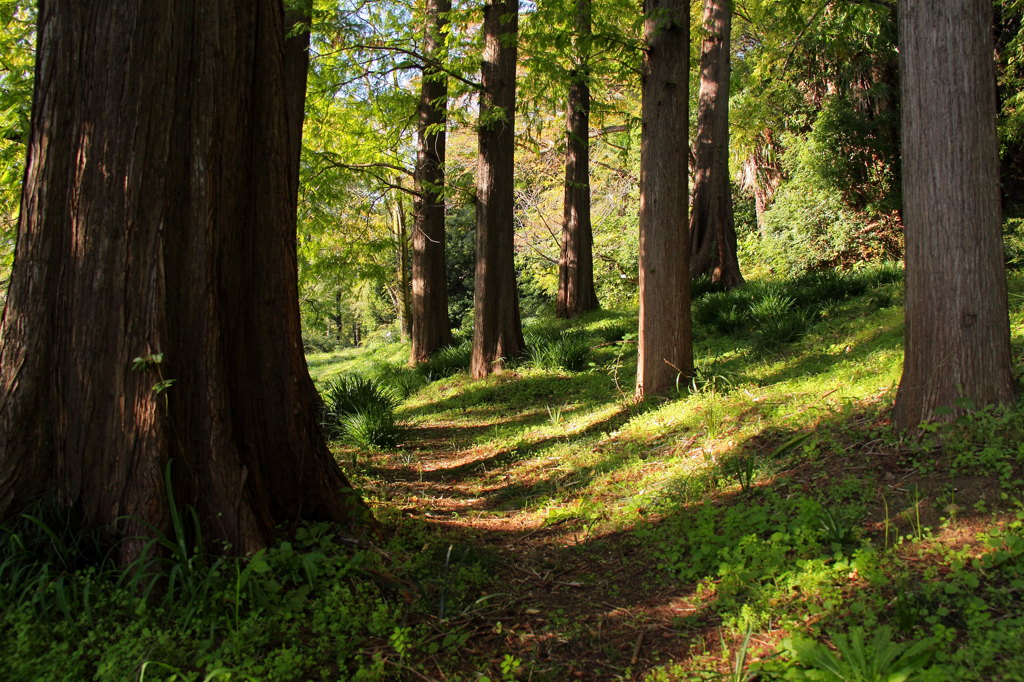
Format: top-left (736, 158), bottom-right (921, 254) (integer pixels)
top-left (368, 362), bottom-right (427, 399)
top-left (319, 375), bottom-right (403, 447)
top-left (417, 341), bottom-right (472, 380)
top-left (340, 404), bottom-right (404, 449)
top-left (528, 330), bottom-right (591, 372)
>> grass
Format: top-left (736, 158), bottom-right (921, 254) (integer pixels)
top-left (6, 264), bottom-right (1024, 679)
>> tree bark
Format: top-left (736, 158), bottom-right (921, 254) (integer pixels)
top-left (688, 0), bottom-right (743, 289)
top-left (471, 0), bottom-right (525, 379)
top-left (0, 0), bottom-right (373, 562)
top-left (410, 0), bottom-right (454, 364)
top-left (283, 0), bottom-right (311, 192)
top-left (894, 0), bottom-right (1016, 430)
top-left (392, 194), bottom-right (413, 341)
top-left (556, 0), bottom-right (599, 319)
top-left (635, 0), bottom-right (692, 399)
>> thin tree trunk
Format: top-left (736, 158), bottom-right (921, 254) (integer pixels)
top-left (556, 0), bottom-right (599, 319)
top-left (410, 0), bottom-right (454, 364)
top-left (0, 0), bottom-right (373, 562)
top-left (471, 0), bottom-right (525, 379)
top-left (894, 0), bottom-right (1015, 430)
top-left (635, 0), bottom-right (692, 399)
top-left (689, 0), bottom-right (743, 289)
top-left (392, 195), bottom-right (413, 341)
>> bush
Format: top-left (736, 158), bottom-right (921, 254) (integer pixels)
top-left (417, 341), bottom-right (472, 380)
top-left (368, 362), bottom-right (427, 399)
top-left (320, 375), bottom-right (403, 447)
top-left (340, 404), bottom-right (404, 449)
top-left (527, 330), bottom-right (591, 372)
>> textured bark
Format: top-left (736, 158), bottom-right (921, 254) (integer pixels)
top-left (894, 0), bottom-right (1015, 430)
top-left (471, 0), bottom-right (525, 379)
top-left (688, 0), bottom-right (743, 289)
top-left (393, 196), bottom-right (413, 341)
top-left (283, 0), bottom-right (311, 191)
top-left (410, 0), bottom-right (454, 364)
top-left (0, 0), bottom-right (373, 562)
top-left (556, 0), bottom-right (599, 319)
top-left (635, 0), bottom-right (692, 399)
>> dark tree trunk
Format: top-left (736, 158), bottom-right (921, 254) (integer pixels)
top-left (0, 0), bottom-right (373, 562)
top-left (283, 0), bottom-right (311, 191)
top-left (635, 0), bottom-right (692, 399)
top-left (556, 0), bottom-right (599, 319)
top-left (689, 0), bottom-right (743, 289)
top-left (410, 0), bottom-right (454, 364)
top-left (471, 0), bottom-right (525, 379)
top-left (894, 0), bottom-right (1015, 430)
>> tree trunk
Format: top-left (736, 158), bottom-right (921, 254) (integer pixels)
top-left (392, 195), bottom-right (413, 341)
top-left (689, 0), bottom-right (743, 289)
top-left (410, 0), bottom-right (454, 364)
top-left (283, 0), bottom-right (311, 192)
top-left (556, 0), bottom-right (599, 319)
top-left (471, 0), bottom-right (525, 379)
top-left (894, 0), bottom-right (1015, 430)
top-left (0, 0), bottom-right (373, 562)
top-left (635, 0), bottom-right (692, 399)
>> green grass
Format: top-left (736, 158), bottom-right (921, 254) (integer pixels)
top-left (6, 265), bottom-right (1024, 680)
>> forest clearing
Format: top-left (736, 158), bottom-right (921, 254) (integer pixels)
top-left (2, 0), bottom-right (1024, 679)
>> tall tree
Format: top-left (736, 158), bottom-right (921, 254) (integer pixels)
top-left (635, 0), bottom-right (691, 398)
top-left (894, 0), bottom-right (1015, 429)
top-left (410, 0), bottom-right (455, 363)
top-left (555, 0), bottom-right (599, 318)
top-left (0, 0), bottom-right (371, 561)
top-left (688, 0), bottom-right (742, 288)
top-left (471, 0), bottom-right (525, 379)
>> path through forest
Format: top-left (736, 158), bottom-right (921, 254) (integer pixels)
top-left (362, 420), bottom-right (760, 680)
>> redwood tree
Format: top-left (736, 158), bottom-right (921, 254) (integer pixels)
top-left (410, 0), bottom-right (454, 364)
top-left (635, 0), bottom-right (692, 399)
top-left (556, 0), bottom-right (599, 319)
top-left (894, 0), bottom-right (1016, 429)
top-left (0, 0), bottom-right (371, 561)
top-left (688, 0), bottom-right (743, 288)
top-left (471, 0), bottom-right (525, 379)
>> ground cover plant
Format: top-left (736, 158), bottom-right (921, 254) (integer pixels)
top-left (4, 265), bottom-right (1024, 680)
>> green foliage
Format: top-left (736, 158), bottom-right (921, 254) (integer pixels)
top-left (526, 328), bottom-right (592, 372)
top-left (340, 403), bottom-right (404, 449)
top-left (783, 627), bottom-right (937, 682)
top-left (417, 340), bottom-right (472, 380)
top-left (319, 375), bottom-right (404, 447)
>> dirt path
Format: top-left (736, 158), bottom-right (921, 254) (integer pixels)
top-left (363, 424), bottom-right (741, 681)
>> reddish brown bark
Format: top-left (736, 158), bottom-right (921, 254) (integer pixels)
top-left (556, 0), bottom-right (599, 319)
top-left (894, 0), bottom-right (1015, 429)
top-left (0, 0), bottom-right (373, 562)
top-left (635, 0), bottom-right (692, 399)
top-left (689, 0), bottom-right (743, 289)
top-left (471, 0), bottom-right (525, 379)
top-left (410, 0), bottom-right (454, 364)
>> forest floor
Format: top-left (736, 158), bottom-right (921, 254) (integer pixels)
top-left (310, 266), bottom-right (1024, 680)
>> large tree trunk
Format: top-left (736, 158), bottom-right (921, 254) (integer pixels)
top-left (0, 0), bottom-right (372, 563)
top-left (635, 0), bottom-right (692, 399)
top-left (556, 0), bottom-right (599, 319)
top-left (471, 0), bottom-right (525, 379)
top-left (894, 0), bottom-right (1015, 430)
top-left (410, 0), bottom-right (454, 364)
top-left (688, 0), bottom-right (743, 289)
